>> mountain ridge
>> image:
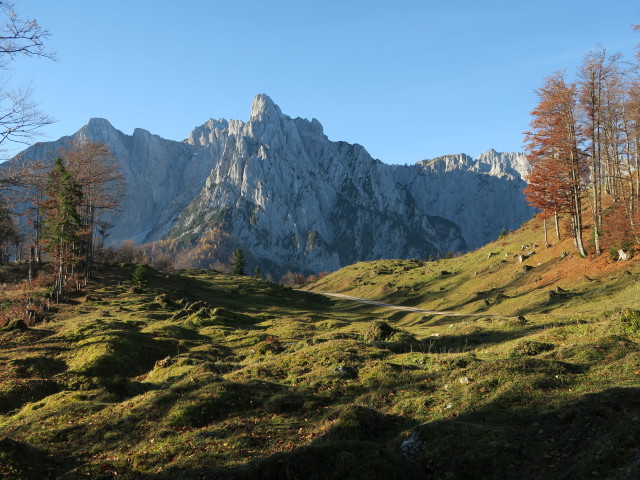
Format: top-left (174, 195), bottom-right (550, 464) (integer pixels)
top-left (13, 94), bottom-right (534, 276)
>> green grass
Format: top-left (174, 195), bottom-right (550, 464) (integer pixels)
top-left (1, 233), bottom-right (640, 479)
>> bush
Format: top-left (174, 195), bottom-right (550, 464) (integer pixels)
top-left (609, 245), bottom-right (619, 261)
top-left (280, 271), bottom-right (306, 287)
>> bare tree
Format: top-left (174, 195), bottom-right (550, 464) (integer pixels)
top-left (0, 1), bottom-right (55, 227)
top-left (61, 140), bottom-right (124, 277)
top-left (0, 2), bottom-right (55, 158)
top-left (577, 48), bottom-right (623, 254)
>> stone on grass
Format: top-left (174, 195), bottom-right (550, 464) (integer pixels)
top-left (334, 365), bottom-right (358, 379)
top-left (400, 430), bottom-right (422, 459)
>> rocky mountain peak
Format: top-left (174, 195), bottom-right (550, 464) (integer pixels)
top-left (86, 117), bottom-right (114, 129)
top-left (477, 149), bottom-right (531, 179)
top-left (13, 94), bottom-right (534, 277)
top-left (76, 117), bottom-right (123, 145)
top-left (250, 93), bottom-right (283, 123)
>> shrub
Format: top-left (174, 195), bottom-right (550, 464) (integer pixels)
top-left (280, 271), bottom-right (306, 287)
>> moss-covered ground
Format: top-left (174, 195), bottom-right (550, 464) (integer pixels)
top-left (0, 217), bottom-right (639, 479)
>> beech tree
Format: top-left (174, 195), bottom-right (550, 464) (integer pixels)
top-left (577, 48), bottom-right (622, 254)
top-left (525, 72), bottom-right (588, 256)
top-left (41, 158), bottom-right (83, 297)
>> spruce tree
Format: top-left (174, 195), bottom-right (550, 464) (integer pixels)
top-left (41, 158), bottom-right (84, 296)
top-left (231, 248), bottom-right (246, 275)
top-left (132, 262), bottom-right (148, 288)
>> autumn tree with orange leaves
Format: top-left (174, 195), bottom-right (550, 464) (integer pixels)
top-left (524, 71), bottom-right (588, 257)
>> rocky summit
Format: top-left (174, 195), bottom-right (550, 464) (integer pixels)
top-left (15, 94), bottom-right (534, 276)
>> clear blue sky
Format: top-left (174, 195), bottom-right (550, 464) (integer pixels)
top-left (9, 0), bottom-right (640, 164)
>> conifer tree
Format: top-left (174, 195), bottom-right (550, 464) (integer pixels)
top-left (62, 140), bottom-right (123, 277)
top-left (132, 262), bottom-right (148, 288)
top-left (231, 248), bottom-right (246, 275)
top-left (41, 158), bottom-right (84, 296)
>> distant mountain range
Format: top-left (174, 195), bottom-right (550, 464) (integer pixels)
top-left (15, 94), bottom-right (534, 276)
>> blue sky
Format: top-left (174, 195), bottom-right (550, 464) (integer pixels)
top-left (9, 1), bottom-right (640, 164)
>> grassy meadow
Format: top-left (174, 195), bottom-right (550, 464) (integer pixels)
top-left (1, 216), bottom-right (640, 479)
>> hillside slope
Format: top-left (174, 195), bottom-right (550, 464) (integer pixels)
top-left (1, 217), bottom-right (640, 478)
top-left (306, 216), bottom-right (640, 322)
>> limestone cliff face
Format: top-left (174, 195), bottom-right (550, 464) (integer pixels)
top-left (14, 94), bottom-right (534, 276)
top-left (410, 149), bottom-right (532, 249)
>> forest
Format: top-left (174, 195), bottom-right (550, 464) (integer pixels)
top-left (525, 36), bottom-right (640, 259)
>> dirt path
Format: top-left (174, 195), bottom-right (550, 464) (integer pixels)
top-left (307, 290), bottom-right (512, 318)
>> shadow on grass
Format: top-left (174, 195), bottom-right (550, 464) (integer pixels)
top-left (414, 386), bottom-right (640, 479)
top-left (0, 436), bottom-right (77, 479)
top-left (413, 319), bottom-right (583, 353)
top-left (7, 385), bottom-right (639, 480)
top-left (132, 386), bottom-right (640, 479)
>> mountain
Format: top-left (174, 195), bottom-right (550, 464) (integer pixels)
top-left (14, 94), bottom-right (534, 276)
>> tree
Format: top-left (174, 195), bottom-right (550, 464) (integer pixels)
top-left (253, 265), bottom-right (261, 279)
top-left (280, 271), bottom-right (306, 287)
top-left (0, 2), bottom-right (55, 153)
top-left (0, 195), bottom-right (17, 263)
top-left (577, 48), bottom-right (622, 254)
top-left (132, 262), bottom-right (148, 289)
top-left (115, 239), bottom-right (143, 263)
top-left (231, 248), bottom-right (245, 275)
top-left (0, 2), bottom-right (55, 263)
top-left (40, 158), bottom-right (83, 297)
top-left (524, 72), bottom-right (588, 256)
top-left (61, 140), bottom-right (123, 277)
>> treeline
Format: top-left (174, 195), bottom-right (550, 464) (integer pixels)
top-left (525, 35), bottom-right (640, 258)
top-left (101, 234), bottom-right (329, 287)
top-left (0, 140), bottom-right (123, 295)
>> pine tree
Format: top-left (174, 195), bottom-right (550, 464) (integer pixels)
top-left (231, 248), bottom-right (246, 275)
top-left (253, 265), bottom-right (261, 279)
